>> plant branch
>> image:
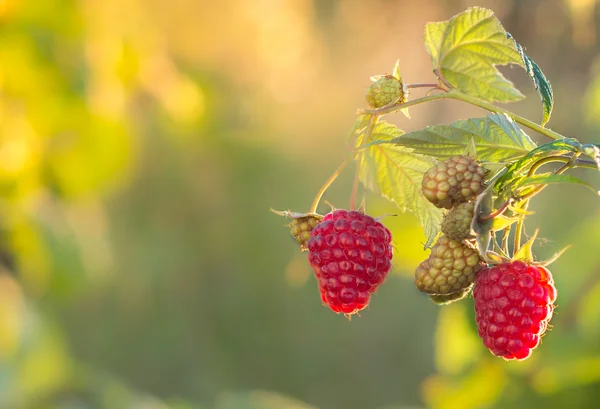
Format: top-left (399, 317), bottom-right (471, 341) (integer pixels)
top-left (479, 198), bottom-right (513, 221)
top-left (361, 90), bottom-right (566, 141)
top-left (513, 200), bottom-right (529, 256)
top-left (310, 156), bottom-right (353, 214)
top-left (406, 83), bottom-right (442, 89)
top-left (518, 153), bottom-right (581, 201)
top-left (527, 156), bottom-right (569, 177)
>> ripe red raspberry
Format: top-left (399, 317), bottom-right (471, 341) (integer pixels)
top-left (441, 201), bottom-right (476, 241)
top-left (307, 209), bottom-right (393, 315)
top-left (414, 235), bottom-right (484, 295)
top-left (366, 75), bottom-right (406, 109)
top-left (473, 261), bottom-right (557, 360)
top-left (421, 156), bottom-right (486, 209)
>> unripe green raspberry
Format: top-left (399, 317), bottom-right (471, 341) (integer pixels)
top-left (366, 75), bottom-right (406, 109)
top-left (272, 210), bottom-right (324, 251)
top-left (428, 285), bottom-right (472, 305)
top-left (441, 201), bottom-right (476, 241)
top-left (414, 235), bottom-right (485, 294)
top-left (421, 156), bottom-right (487, 209)
top-left (290, 214), bottom-right (323, 251)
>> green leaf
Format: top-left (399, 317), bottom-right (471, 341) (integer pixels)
top-left (507, 32), bottom-right (554, 126)
top-left (389, 113), bottom-right (536, 162)
top-left (356, 121), bottom-right (443, 247)
top-left (513, 173), bottom-right (599, 195)
top-left (495, 139), bottom-right (584, 194)
top-left (424, 7), bottom-right (524, 102)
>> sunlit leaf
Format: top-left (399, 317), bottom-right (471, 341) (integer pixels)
top-left (389, 113), bottom-right (536, 162)
top-left (507, 33), bottom-right (554, 126)
top-left (356, 121), bottom-right (442, 247)
top-left (495, 139), bottom-right (585, 195)
top-left (490, 214), bottom-right (521, 231)
top-left (513, 173), bottom-right (598, 196)
top-left (424, 7), bottom-right (524, 102)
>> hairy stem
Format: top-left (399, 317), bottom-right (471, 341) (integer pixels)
top-left (406, 83), bottom-right (442, 89)
top-left (310, 156), bottom-right (353, 214)
top-left (513, 200), bottom-right (529, 256)
top-left (479, 198), bottom-right (513, 221)
top-left (502, 226), bottom-right (511, 255)
top-left (519, 153), bottom-right (581, 201)
top-left (361, 90), bottom-right (565, 141)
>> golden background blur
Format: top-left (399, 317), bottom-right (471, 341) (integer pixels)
top-left (1, 0), bottom-right (600, 408)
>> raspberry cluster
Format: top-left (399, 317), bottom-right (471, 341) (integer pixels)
top-left (414, 155), bottom-right (486, 303)
top-left (307, 209), bottom-right (393, 315)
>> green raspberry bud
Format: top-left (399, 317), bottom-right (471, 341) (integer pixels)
top-left (441, 201), bottom-right (476, 241)
top-left (365, 75), bottom-right (406, 109)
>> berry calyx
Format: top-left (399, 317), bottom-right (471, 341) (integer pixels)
top-left (428, 285), bottom-right (472, 305)
top-left (473, 260), bottom-right (557, 360)
top-left (307, 209), bottom-right (393, 316)
top-left (441, 201), bottom-right (476, 241)
top-left (421, 156), bottom-right (487, 209)
top-left (414, 235), bottom-right (484, 295)
top-left (366, 75), bottom-right (406, 109)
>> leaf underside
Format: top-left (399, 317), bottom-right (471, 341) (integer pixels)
top-left (507, 32), bottom-right (554, 126)
top-left (389, 113), bottom-right (536, 163)
top-left (356, 120), bottom-right (443, 247)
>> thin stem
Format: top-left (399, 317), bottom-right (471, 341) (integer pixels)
top-left (447, 92), bottom-right (563, 141)
top-left (310, 156), bottom-right (353, 214)
top-left (361, 92), bottom-right (454, 115)
top-left (361, 90), bottom-right (565, 141)
top-left (502, 226), bottom-right (511, 255)
top-left (519, 153), bottom-right (581, 201)
top-left (527, 156), bottom-right (569, 177)
top-left (479, 198), bottom-right (513, 221)
top-left (513, 200), bottom-right (529, 256)
top-left (406, 83), bottom-right (441, 89)
top-left (349, 160), bottom-right (360, 211)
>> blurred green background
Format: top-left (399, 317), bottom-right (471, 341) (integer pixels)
top-left (1, 0), bottom-right (600, 408)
